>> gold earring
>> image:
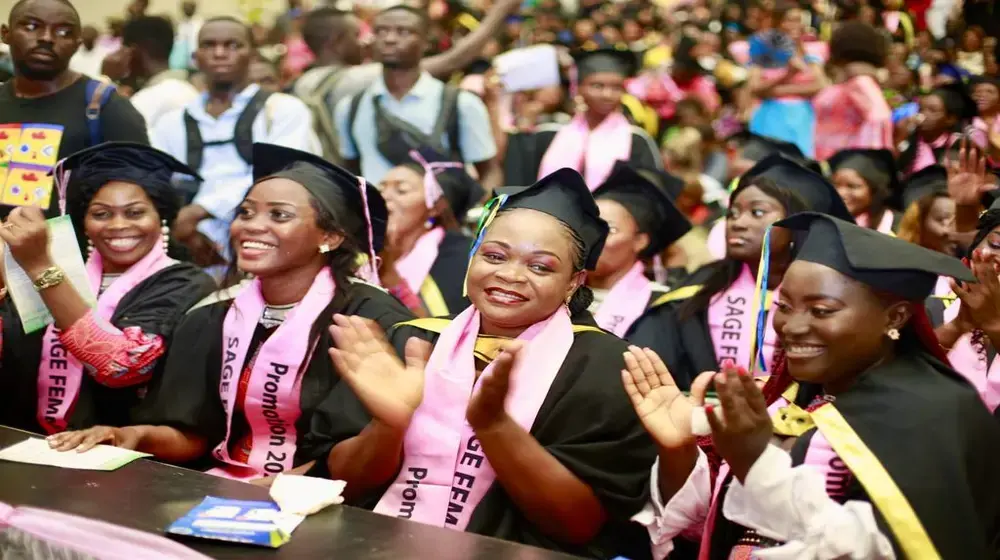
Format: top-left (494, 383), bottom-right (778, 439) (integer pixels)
top-left (887, 328), bottom-right (900, 340)
top-left (319, 244), bottom-right (331, 254)
top-left (574, 95), bottom-right (588, 114)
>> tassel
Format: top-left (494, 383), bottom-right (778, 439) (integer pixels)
top-left (462, 194), bottom-right (508, 297)
top-left (748, 225), bottom-right (772, 374)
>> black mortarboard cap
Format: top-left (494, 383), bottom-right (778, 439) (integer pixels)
top-left (726, 130), bottom-right (805, 163)
top-left (636, 167), bottom-right (685, 200)
top-left (828, 148), bottom-right (901, 202)
top-left (495, 168), bottom-right (609, 270)
top-left (401, 147), bottom-right (485, 222)
top-left (59, 141), bottom-right (201, 192)
top-left (252, 143), bottom-right (387, 254)
top-left (741, 153), bottom-right (855, 222)
top-left (776, 212), bottom-right (975, 300)
top-left (572, 47), bottom-right (639, 80)
top-left (593, 162), bottom-right (691, 257)
top-left (898, 164), bottom-right (947, 210)
top-left (933, 81), bottom-right (978, 121)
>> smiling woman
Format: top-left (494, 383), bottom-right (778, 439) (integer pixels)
top-left (0, 142), bottom-right (216, 436)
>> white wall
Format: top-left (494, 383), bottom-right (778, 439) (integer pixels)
top-left (1, 0), bottom-right (290, 29)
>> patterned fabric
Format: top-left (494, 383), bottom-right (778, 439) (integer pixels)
top-left (0, 527), bottom-right (99, 560)
top-left (389, 281), bottom-right (425, 313)
top-left (57, 311), bottom-right (165, 389)
top-left (813, 76), bottom-right (893, 161)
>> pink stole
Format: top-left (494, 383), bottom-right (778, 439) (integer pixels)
top-left (855, 210), bottom-right (895, 234)
top-left (395, 227), bottom-right (445, 295)
top-left (537, 112), bottom-right (634, 190)
top-left (911, 134), bottom-right (952, 173)
top-left (373, 305), bottom-right (574, 529)
top-left (946, 299), bottom-right (1000, 412)
top-left (707, 219), bottom-right (726, 260)
top-left (207, 268), bottom-right (335, 479)
top-left (593, 262), bottom-right (653, 337)
top-left (706, 265), bottom-right (776, 375)
top-left (37, 241), bottom-right (175, 434)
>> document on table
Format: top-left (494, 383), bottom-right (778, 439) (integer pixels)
top-left (2, 215), bottom-right (94, 334)
top-left (0, 438), bottom-right (150, 471)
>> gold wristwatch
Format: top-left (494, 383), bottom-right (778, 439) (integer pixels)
top-left (32, 266), bottom-right (66, 292)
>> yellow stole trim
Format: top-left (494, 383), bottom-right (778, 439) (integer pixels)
top-left (419, 276), bottom-right (450, 317)
top-left (811, 404), bottom-right (940, 559)
top-left (396, 318), bottom-right (604, 362)
top-left (652, 284), bottom-right (704, 307)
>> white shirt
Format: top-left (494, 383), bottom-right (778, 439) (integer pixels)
top-left (70, 46), bottom-right (110, 77)
top-left (151, 84), bottom-right (319, 254)
top-left (633, 446), bottom-right (895, 560)
top-left (129, 70), bottom-right (200, 131)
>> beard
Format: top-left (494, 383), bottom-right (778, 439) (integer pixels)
top-left (13, 59), bottom-right (67, 82)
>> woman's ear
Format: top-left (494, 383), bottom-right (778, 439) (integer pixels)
top-left (886, 301), bottom-right (914, 333)
top-left (567, 270), bottom-right (587, 300)
top-left (321, 231), bottom-right (345, 253)
top-left (632, 232), bottom-right (651, 257)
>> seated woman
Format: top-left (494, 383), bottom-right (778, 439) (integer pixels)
top-left (503, 47), bottom-right (662, 190)
top-left (378, 148), bottom-right (484, 317)
top-left (630, 212), bottom-right (1000, 559)
top-left (48, 144), bottom-right (415, 481)
top-left (0, 142), bottom-right (215, 435)
top-left (828, 148), bottom-right (900, 233)
top-left (311, 169), bottom-right (657, 556)
top-left (653, 154), bottom-right (853, 389)
top-left (896, 165), bottom-right (957, 291)
top-left (899, 82), bottom-right (982, 175)
top-left (587, 162), bottom-right (691, 354)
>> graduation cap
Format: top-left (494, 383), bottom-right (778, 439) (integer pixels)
top-left (593, 162), bottom-right (691, 257)
top-left (726, 130), bottom-right (805, 163)
top-left (741, 153), bottom-right (855, 222)
top-left (636, 167), bottom-right (685, 200)
top-left (252, 143), bottom-right (387, 278)
top-left (58, 141), bottom-right (201, 194)
top-left (932, 81), bottom-right (978, 121)
top-left (828, 148), bottom-right (901, 201)
top-left (897, 164), bottom-right (947, 211)
top-left (572, 47), bottom-right (640, 80)
top-left (776, 212), bottom-right (975, 300)
top-left (402, 147), bottom-right (485, 223)
top-left (490, 168), bottom-right (609, 270)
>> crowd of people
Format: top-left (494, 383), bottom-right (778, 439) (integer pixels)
top-left (2, 0), bottom-right (1000, 557)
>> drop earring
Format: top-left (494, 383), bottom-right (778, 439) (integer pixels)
top-left (86, 237), bottom-right (94, 258)
top-left (886, 328), bottom-right (900, 340)
top-left (319, 244), bottom-right (331, 254)
top-left (574, 95), bottom-right (588, 115)
top-left (161, 219), bottom-right (170, 253)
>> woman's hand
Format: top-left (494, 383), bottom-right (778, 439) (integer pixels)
top-left (621, 346), bottom-right (715, 451)
top-left (0, 207), bottom-right (53, 276)
top-left (947, 138), bottom-right (995, 207)
top-left (467, 342), bottom-right (522, 431)
top-left (46, 426), bottom-right (141, 453)
top-left (706, 366), bottom-right (773, 483)
top-left (953, 249), bottom-right (1000, 337)
top-left (328, 314), bottom-right (429, 432)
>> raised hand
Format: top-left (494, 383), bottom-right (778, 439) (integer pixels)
top-left (705, 366), bottom-right (773, 483)
top-left (467, 342), bottom-right (522, 431)
top-left (953, 249), bottom-right (1000, 336)
top-left (328, 314), bottom-right (430, 432)
top-left (0, 206), bottom-right (53, 275)
top-left (621, 346), bottom-right (715, 450)
top-left (47, 426), bottom-right (141, 453)
top-left (947, 138), bottom-right (995, 207)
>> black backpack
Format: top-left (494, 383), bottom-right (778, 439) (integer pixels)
top-left (182, 89), bottom-right (273, 171)
top-left (346, 85), bottom-right (463, 165)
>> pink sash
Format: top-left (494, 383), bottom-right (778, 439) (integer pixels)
top-left (593, 262), bottom-right (652, 337)
top-left (207, 268), bottom-right (335, 479)
top-left (395, 227), bottom-right (445, 295)
top-left (855, 210), bottom-right (895, 234)
top-left (537, 112), bottom-right (634, 190)
top-left (706, 265), bottom-right (776, 375)
top-left (707, 219), bottom-right (726, 260)
top-left (373, 305), bottom-right (573, 529)
top-left (946, 300), bottom-right (1000, 412)
top-left (802, 428), bottom-right (852, 500)
top-left (37, 241), bottom-right (175, 434)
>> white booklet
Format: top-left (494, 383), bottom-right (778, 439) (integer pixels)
top-left (494, 45), bottom-right (561, 93)
top-left (0, 437), bottom-right (150, 471)
top-left (2, 215), bottom-right (94, 333)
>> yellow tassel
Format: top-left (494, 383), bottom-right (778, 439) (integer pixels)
top-left (462, 199), bottom-right (504, 297)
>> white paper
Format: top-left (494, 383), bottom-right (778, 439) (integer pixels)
top-left (269, 474), bottom-right (345, 516)
top-left (2, 215), bottom-right (93, 333)
top-left (690, 398), bottom-right (722, 437)
top-left (494, 45), bottom-right (561, 93)
top-left (0, 437), bottom-right (151, 471)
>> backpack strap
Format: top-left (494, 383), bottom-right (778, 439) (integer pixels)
top-left (434, 85), bottom-right (463, 161)
top-left (233, 89), bottom-right (273, 166)
top-left (346, 91), bottom-right (365, 159)
top-left (183, 110), bottom-right (204, 171)
top-left (84, 79), bottom-right (115, 147)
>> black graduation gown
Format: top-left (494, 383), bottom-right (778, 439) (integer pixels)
top-left (705, 353), bottom-right (1000, 559)
top-left (0, 263), bottom-right (215, 434)
top-left (503, 123), bottom-right (663, 187)
top-left (422, 231), bottom-right (472, 317)
top-left (307, 315), bottom-right (657, 559)
top-left (133, 281), bottom-right (415, 469)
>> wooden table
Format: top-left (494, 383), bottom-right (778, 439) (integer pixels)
top-left (0, 426), bottom-right (579, 559)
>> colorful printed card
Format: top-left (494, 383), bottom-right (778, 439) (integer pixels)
top-left (0, 123), bottom-right (65, 209)
top-left (167, 497), bottom-right (305, 548)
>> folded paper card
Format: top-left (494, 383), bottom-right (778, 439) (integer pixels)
top-left (167, 497), bottom-right (306, 548)
top-left (269, 474), bottom-right (345, 515)
top-left (0, 437), bottom-right (150, 470)
top-left (690, 397), bottom-right (722, 437)
top-left (494, 45), bottom-right (561, 93)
